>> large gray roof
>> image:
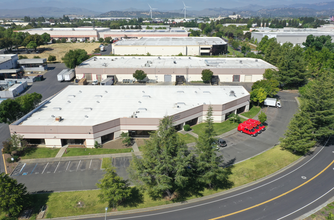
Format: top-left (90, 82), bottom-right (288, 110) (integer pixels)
top-left (114, 37), bottom-right (226, 46)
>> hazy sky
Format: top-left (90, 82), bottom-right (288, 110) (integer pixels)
top-left (0, 0), bottom-right (325, 11)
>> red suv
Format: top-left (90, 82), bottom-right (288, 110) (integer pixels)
top-left (237, 123), bottom-right (258, 137)
top-left (247, 119), bottom-right (266, 131)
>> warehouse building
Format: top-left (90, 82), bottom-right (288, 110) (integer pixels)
top-left (15, 28), bottom-right (189, 42)
top-left (112, 37), bottom-right (227, 56)
top-left (75, 56), bottom-right (276, 83)
top-left (17, 58), bottom-right (47, 72)
top-left (9, 85), bottom-right (250, 148)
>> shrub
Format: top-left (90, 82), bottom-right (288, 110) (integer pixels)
top-left (48, 55), bottom-right (56, 62)
top-left (201, 69), bottom-right (213, 83)
top-left (133, 70), bottom-right (147, 81)
top-left (33, 56), bottom-right (40, 59)
top-left (94, 141), bottom-right (102, 149)
top-left (183, 124), bottom-right (191, 131)
top-left (18, 55), bottom-right (28, 59)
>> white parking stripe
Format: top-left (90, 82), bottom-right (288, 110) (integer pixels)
top-left (41, 162), bottom-right (49, 174)
top-left (54, 161), bottom-right (60, 173)
top-left (76, 160), bottom-right (81, 171)
top-left (89, 159), bottom-right (92, 169)
top-left (66, 161), bottom-right (71, 171)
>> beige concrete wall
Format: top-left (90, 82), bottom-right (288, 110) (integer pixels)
top-left (113, 46), bottom-right (191, 56)
top-left (45, 139), bottom-right (62, 148)
top-left (251, 74), bottom-right (263, 82)
top-left (85, 139), bottom-right (95, 148)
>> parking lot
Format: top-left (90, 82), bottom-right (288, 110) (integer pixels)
top-left (12, 159), bottom-right (102, 176)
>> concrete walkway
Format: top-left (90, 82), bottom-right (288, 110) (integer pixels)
top-left (132, 142), bottom-right (140, 152)
top-left (55, 146), bottom-right (68, 158)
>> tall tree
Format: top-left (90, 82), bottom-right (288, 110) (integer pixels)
top-left (128, 116), bottom-right (201, 200)
top-left (96, 165), bottom-right (131, 209)
top-left (251, 79), bottom-right (279, 97)
top-left (0, 173), bottom-right (28, 217)
top-left (195, 106), bottom-right (233, 190)
top-left (250, 87), bottom-right (267, 105)
top-left (62, 49), bottom-right (89, 69)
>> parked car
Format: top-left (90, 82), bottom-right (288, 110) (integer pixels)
top-left (247, 119), bottom-right (266, 131)
top-left (238, 123), bottom-right (258, 137)
top-left (243, 119), bottom-right (265, 134)
top-left (92, 80), bottom-right (99, 85)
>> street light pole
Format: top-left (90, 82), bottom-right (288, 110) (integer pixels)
top-left (105, 207), bottom-right (108, 220)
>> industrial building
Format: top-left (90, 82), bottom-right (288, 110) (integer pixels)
top-left (9, 85), bottom-right (250, 148)
top-left (112, 37), bottom-right (227, 56)
top-left (75, 56), bottom-right (276, 83)
top-left (251, 25), bottom-right (334, 46)
top-left (17, 58), bottom-right (48, 72)
top-left (15, 28), bottom-right (189, 42)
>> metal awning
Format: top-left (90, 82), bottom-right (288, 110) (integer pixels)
top-left (17, 59), bottom-right (46, 64)
top-left (0, 69), bottom-right (21, 74)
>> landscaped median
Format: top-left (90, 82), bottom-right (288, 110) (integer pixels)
top-left (26, 145), bottom-right (300, 218)
top-left (62, 148), bottom-right (132, 157)
top-left (20, 147), bottom-right (60, 159)
top-left (240, 106), bottom-right (261, 119)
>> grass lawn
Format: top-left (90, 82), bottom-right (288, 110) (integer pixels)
top-left (178, 133), bottom-right (197, 144)
top-left (241, 106), bottom-right (261, 118)
top-left (192, 118), bottom-right (246, 137)
top-left (30, 145), bottom-right (300, 218)
top-left (62, 148), bottom-right (132, 157)
top-left (101, 158), bottom-right (112, 169)
top-left (20, 147), bottom-right (60, 159)
top-left (304, 202), bottom-right (334, 220)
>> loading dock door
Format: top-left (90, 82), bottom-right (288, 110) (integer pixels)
top-left (244, 75), bottom-right (252, 82)
top-left (164, 75), bottom-right (172, 82)
top-left (233, 75), bottom-right (240, 82)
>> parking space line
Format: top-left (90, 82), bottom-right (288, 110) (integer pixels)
top-left (41, 162), bottom-right (49, 174)
top-left (76, 160), bottom-right (81, 171)
top-left (19, 163), bottom-right (26, 174)
top-left (31, 163), bottom-right (38, 174)
top-left (89, 159), bottom-right (92, 169)
top-left (54, 161), bottom-right (60, 173)
top-left (66, 161), bottom-right (71, 171)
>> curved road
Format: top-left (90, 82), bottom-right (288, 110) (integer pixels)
top-left (85, 138), bottom-right (334, 220)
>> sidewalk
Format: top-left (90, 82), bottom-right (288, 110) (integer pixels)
top-left (55, 146), bottom-right (68, 158)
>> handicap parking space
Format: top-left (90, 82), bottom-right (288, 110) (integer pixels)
top-left (11, 159), bottom-right (102, 176)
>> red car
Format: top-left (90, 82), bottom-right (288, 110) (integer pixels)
top-left (237, 123), bottom-right (258, 137)
top-left (244, 119), bottom-right (264, 134)
top-left (247, 119), bottom-right (266, 131)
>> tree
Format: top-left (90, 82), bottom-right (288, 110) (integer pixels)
top-left (258, 111), bottom-right (267, 124)
top-left (120, 132), bottom-right (132, 146)
top-left (61, 38), bottom-right (67, 43)
top-left (241, 45), bottom-right (251, 55)
top-left (0, 99), bottom-right (22, 124)
top-left (280, 111), bottom-right (316, 155)
top-left (251, 79), bottom-right (279, 97)
top-left (62, 49), bottom-right (89, 69)
top-left (96, 165), bottom-right (131, 209)
top-left (244, 32), bottom-right (251, 39)
top-left (105, 37), bottom-right (112, 43)
top-left (99, 38), bottom-right (104, 43)
top-left (26, 41), bottom-right (38, 51)
top-left (201, 69), bottom-right (213, 83)
top-left (48, 55), bottom-right (56, 62)
top-left (133, 70), bottom-right (147, 81)
top-left (128, 116), bottom-right (200, 200)
top-left (250, 88), bottom-right (267, 105)
top-left (40, 33), bottom-right (51, 44)
top-left (231, 40), bottom-right (240, 50)
top-left (195, 106), bottom-right (233, 190)
top-left (0, 173), bottom-right (28, 217)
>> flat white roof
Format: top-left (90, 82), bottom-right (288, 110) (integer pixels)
top-left (21, 85), bottom-right (249, 126)
top-left (78, 56), bottom-right (276, 69)
top-left (114, 37), bottom-right (226, 46)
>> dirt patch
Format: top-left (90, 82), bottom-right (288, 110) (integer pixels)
top-left (3, 153), bottom-right (18, 175)
top-left (68, 145), bottom-right (86, 148)
top-left (18, 43), bottom-right (100, 62)
top-left (102, 138), bottom-right (132, 149)
top-left (135, 138), bottom-right (149, 147)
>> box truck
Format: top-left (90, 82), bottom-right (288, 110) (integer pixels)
top-left (63, 69), bottom-right (75, 81)
top-left (264, 98), bottom-right (281, 108)
top-left (57, 69), bottom-right (68, 82)
top-left (100, 78), bottom-right (113, 86)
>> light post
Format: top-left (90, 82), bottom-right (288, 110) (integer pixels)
top-left (105, 207), bottom-right (108, 220)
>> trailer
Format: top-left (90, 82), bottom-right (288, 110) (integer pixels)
top-left (264, 98), bottom-right (281, 108)
top-left (63, 69), bottom-right (75, 81)
top-left (57, 69), bottom-right (67, 82)
top-left (100, 78), bottom-right (113, 86)
top-left (100, 45), bottom-right (105, 52)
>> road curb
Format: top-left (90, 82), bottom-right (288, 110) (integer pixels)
top-left (295, 196), bottom-right (334, 220)
top-left (2, 151), bottom-right (7, 174)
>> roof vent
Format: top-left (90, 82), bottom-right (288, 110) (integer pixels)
top-left (138, 101), bottom-right (141, 103)
top-left (138, 108), bottom-right (147, 111)
top-left (51, 115), bottom-right (55, 118)
top-left (68, 95), bottom-right (76, 98)
top-left (53, 107), bottom-right (62, 110)
top-left (95, 95), bottom-right (103, 98)
top-left (145, 63), bottom-right (150, 67)
top-left (85, 115), bottom-right (89, 118)
top-left (94, 57), bottom-right (97, 61)
top-left (67, 101), bottom-right (71, 103)
top-left (79, 90), bottom-right (82, 93)
top-left (84, 107), bottom-right (92, 111)
top-left (105, 91), bottom-right (108, 93)
top-left (174, 61), bottom-right (177, 64)
top-left (143, 95), bottom-right (151, 98)
top-left (177, 91), bottom-right (184, 93)
top-left (97, 101), bottom-right (100, 103)
top-left (203, 91), bottom-right (211, 94)
top-left (189, 57), bottom-right (191, 59)
top-left (255, 59), bottom-right (258, 62)
top-left (176, 102), bottom-right (186, 105)
top-left (158, 57), bottom-right (161, 59)
top-left (239, 60), bottom-right (242, 64)
top-left (230, 90), bottom-right (236, 97)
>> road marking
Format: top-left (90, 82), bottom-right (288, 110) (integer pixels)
top-left (89, 159), bottom-right (92, 169)
top-left (277, 186), bottom-right (334, 219)
top-left (301, 176), bottom-right (307, 179)
top-left (209, 159), bottom-right (334, 219)
top-left (19, 163), bottom-right (26, 174)
top-left (66, 161), bottom-right (71, 171)
top-left (41, 162), bottom-right (49, 174)
top-left (31, 163), bottom-right (38, 174)
top-left (54, 161), bottom-right (60, 173)
top-left (76, 160), bottom-right (81, 171)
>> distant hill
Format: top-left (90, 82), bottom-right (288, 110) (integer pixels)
top-left (0, 7), bottom-right (101, 18)
top-left (99, 10), bottom-right (183, 18)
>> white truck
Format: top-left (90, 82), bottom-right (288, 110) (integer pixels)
top-left (63, 69), bottom-right (75, 81)
top-left (264, 98), bottom-right (281, 108)
top-left (100, 78), bottom-right (113, 86)
top-left (57, 69), bottom-right (67, 82)
top-left (100, 45), bottom-right (105, 52)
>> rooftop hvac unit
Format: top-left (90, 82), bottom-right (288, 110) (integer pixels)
top-left (230, 90), bottom-right (236, 97)
top-left (145, 63), bottom-right (150, 67)
top-left (255, 59), bottom-right (258, 62)
top-left (174, 61), bottom-right (177, 64)
top-left (239, 60), bottom-right (242, 64)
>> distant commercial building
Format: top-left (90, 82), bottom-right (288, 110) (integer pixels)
top-left (0, 54), bottom-right (21, 80)
top-left (112, 37), bottom-right (227, 56)
top-left (75, 56), bottom-right (276, 83)
top-left (15, 28), bottom-right (189, 42)
top-left (10, 85), bottom-right (250, 148)
top-left (251, 25), bottom-right (334, 46)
